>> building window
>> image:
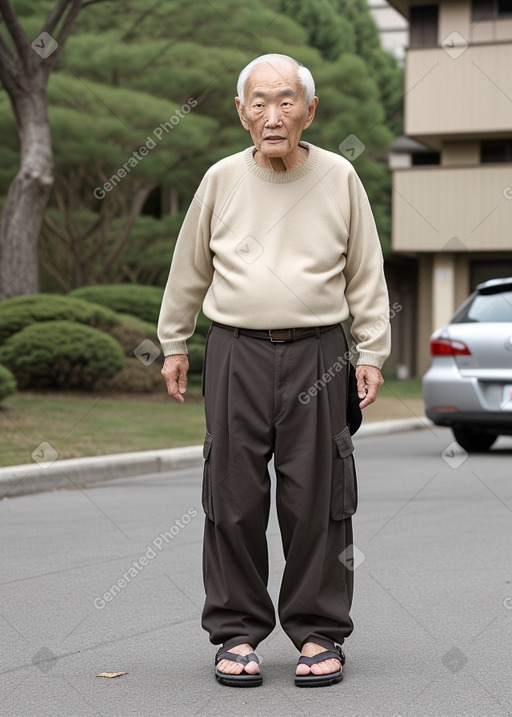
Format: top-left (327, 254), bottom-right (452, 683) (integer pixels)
top-left (412, 152), bottom-right (440, 165)
top-left (409, 5), bottom-right (439, 46)
top-left (472, 0), bottom-right (512, 21)
top-left (481, 140), bottom-right (512, 163)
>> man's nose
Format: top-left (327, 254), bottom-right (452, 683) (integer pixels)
top-left (265, 106), bottom-right (282, 126)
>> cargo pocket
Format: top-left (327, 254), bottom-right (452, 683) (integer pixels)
top-left (331, 426), bottom-right (358, 520)
top-left (201, 431), bottom-right (214, 521)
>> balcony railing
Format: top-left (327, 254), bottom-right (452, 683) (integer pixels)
top-left (404, 42), bottom-right (512, 139)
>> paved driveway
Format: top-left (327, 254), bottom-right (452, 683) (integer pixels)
top-left (1, 427), bottom-right (511, 716)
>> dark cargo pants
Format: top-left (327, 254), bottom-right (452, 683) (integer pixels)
top-left (201, 323), bottom-right (357, 652)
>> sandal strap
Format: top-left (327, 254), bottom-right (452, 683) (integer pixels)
top-left (297, 649), bottom-right (343, 667)
top-left (215, 650), bottom-right (260, 666)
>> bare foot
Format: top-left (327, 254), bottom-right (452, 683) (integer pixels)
top-left (296, 642), bottom-right (341, 676)
top-left (217, 643), bottom-right (260, 675)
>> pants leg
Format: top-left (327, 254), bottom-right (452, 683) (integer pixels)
top-left (274, 326), bottom-right (356, 650)
top-left (201, 326), bottom-right (276, 648)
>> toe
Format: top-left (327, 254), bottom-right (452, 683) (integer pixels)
top-left (217, 659), bottom-right (242, 675)
top-left (296, 663), bottom-right (311, 676)
top-left (244, 660), bottom-right (260, 675)
top-left (310, 658), bottom-right (341, 676)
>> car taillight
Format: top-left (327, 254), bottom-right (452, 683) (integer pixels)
top-left (430, 338), bottom-right (471, 356)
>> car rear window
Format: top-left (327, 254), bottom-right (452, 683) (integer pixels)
top-left (452, 291), bottom-right (512, 323)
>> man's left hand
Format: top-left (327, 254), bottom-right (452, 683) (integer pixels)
top-left (356, 364), bottom-right (384, 409)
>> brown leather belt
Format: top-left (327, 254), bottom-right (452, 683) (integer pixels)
top-left (212, 322), bottom-right (339, 343)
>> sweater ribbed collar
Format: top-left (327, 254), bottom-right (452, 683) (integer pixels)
top-left (244, 141), bottom-right (319, 183)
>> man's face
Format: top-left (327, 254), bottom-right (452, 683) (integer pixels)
top-left (235, 61), bottom-right (318, 159)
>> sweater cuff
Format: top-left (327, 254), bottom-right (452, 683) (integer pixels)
top-left (356, 351), bottom-right (387, 370)
top-left (160, 340), bottom-right (188, 356)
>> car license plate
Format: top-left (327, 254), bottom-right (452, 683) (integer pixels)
top-left (502, 384), bottom-right (512, 410)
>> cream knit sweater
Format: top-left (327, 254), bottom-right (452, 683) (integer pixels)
top-left (158, 142), bottom-right (391, 368)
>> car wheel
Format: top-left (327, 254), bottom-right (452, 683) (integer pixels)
top-left (452, 426), bottom-right (498, 452)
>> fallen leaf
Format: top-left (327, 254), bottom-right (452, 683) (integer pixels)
top-left (96, 672), bottom-right (127, 678)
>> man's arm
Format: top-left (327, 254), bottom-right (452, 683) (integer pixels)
top-left (343, 168), bottom-right (391, 385)
top-left (162, 354), bottom-right (189, 403)
top-left (157, 177), bottom-right (214, 400)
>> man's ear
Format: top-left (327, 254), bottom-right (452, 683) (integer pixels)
top-left (235, 97), bottom-right (250, 131)
top-left (303, 96), bottom-right (319, 131)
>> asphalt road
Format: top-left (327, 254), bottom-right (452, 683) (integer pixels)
top-left (1, 426), bottom-right (511, 717)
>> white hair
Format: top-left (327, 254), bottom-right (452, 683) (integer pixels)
top-left (236, 53), bottom-right (316, 106)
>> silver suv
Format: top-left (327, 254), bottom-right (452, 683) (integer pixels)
top-left (422, 277), bottom-right (512, 451)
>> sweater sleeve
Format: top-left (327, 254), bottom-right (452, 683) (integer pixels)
top-left (343, 169), bottom-right (391, 369)
top-left (157, 184), bottom-right (214, 356)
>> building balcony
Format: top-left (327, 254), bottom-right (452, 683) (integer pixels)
top-left (392, 164), bottom-right (512, 253)
top-left (404, 42), bottom-right (512, 143)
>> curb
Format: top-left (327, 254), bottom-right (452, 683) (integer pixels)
top-left (0, 417), bottom-right (431, 499)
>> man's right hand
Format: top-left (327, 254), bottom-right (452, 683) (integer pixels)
top-left (161, 354), bottom-right (189, 403)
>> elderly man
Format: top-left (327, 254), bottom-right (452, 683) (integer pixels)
top-left (158, 53), bottom-right (390, 688)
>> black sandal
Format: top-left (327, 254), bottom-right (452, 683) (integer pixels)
top-left (215, 648), bottom-right (262, 687)
top-left (294, 645), bottom-right (345, 687)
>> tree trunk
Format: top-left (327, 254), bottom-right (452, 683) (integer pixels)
top-left (0, 88), bottom-right (54, 299)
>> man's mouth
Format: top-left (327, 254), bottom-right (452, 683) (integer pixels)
top-left (264, 136), bottom-right (285, 142)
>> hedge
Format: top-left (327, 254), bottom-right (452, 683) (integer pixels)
top-left (70, 285), bottom-right (164, 324)
top-left (0, 294), bottom-right (119, 344)
top-left (0, 321), bottom-right (124, 389)
top-left (0, 364), bottom-right (16, 401)
top-left (96, 357), bottom-right (163, 393)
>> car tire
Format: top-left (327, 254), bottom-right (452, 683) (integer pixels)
top-left (452, 426), bottom-right (498, 452)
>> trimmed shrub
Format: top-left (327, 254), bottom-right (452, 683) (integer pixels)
top-left (0, 294), bottom-right (119, 344)
top-left (108, 312), bottom-right (159, 360)
top-left (70, 285), bottom-right (164, 324)
top-left (114, 312), bottom-right (158, 336)
top-left (0, 364), bottom-right (16, 401)
top-left (0, 321), bottom-right (124, 389)
top-left (96, 357), bottom-right (163, 393)
top-left (187, 342), bottom-right (205, 374)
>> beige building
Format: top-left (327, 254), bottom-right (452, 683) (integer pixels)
top-left (388, 0), bottom-right (512, 375)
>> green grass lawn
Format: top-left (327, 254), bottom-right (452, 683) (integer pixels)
top-left (379, 377), bottom-right (422, 399)
top-left (0, 388), bottom-right (206, 467)
top-left (0, 378), bottom-right (422, 468)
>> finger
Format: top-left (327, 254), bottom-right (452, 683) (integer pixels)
top-left (162, 368), bottom-right (185, 403)
top-left (168, 379), bottom-right (185, 403)
top-left (358, 386), bottom-right (377, 409)
top-left (177, 366), bottom-right (188, 396)
top-left (356, 379), bottom-right (368, 400)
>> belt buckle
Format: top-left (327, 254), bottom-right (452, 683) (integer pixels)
top-left (269, 329), bottom-right (293, 342)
